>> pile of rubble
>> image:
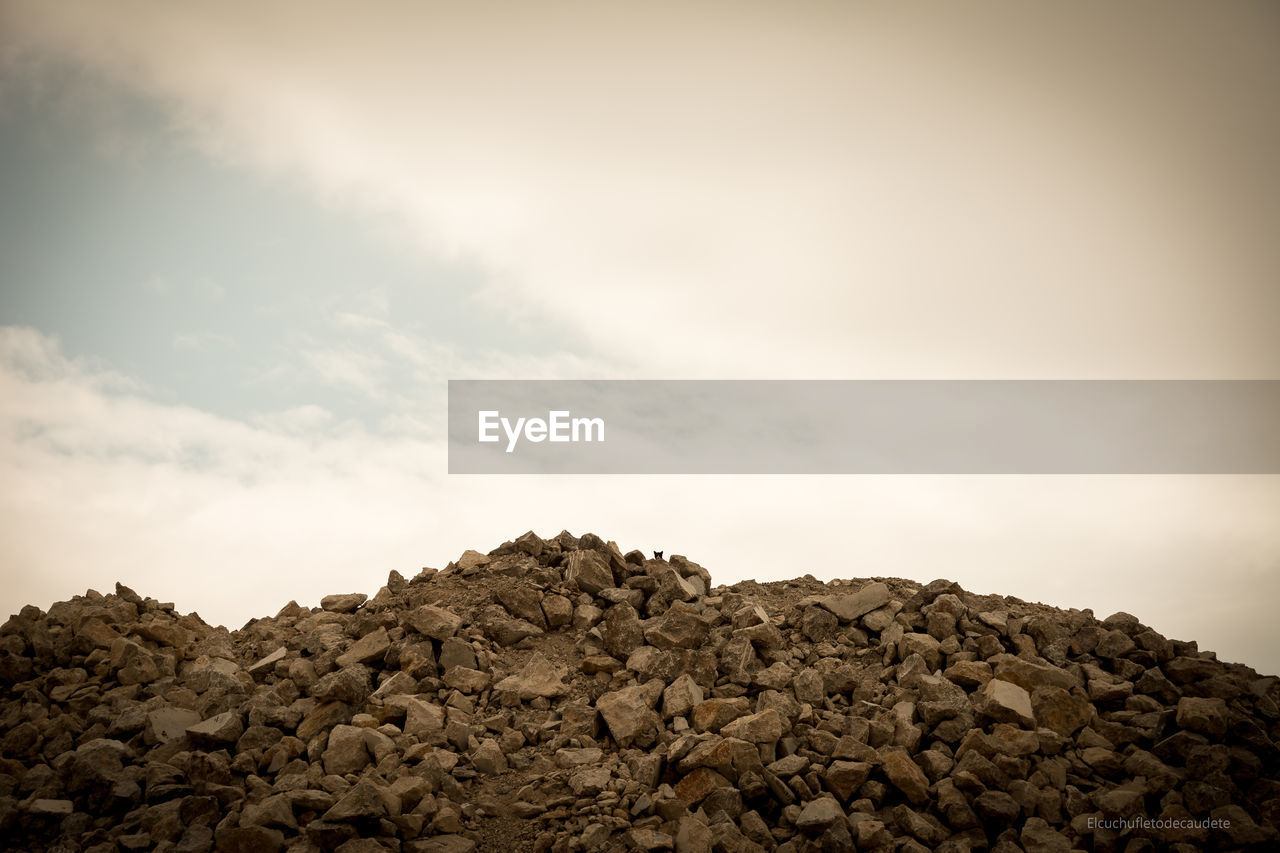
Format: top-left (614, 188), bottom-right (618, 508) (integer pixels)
top-left (1, 530), bottom-right (1277, 852)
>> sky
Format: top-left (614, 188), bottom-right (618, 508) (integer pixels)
top-left (1, 1), bottom-right (1278, 671)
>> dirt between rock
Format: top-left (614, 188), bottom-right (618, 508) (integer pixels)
top-left (1, 528), bottom-right (1277, 853)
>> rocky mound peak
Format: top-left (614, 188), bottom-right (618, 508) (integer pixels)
top-left (1, 530), bottom-right (1278, 852)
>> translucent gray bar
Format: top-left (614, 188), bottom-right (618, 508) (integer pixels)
top-left (447, 380), bottom-right (1280, 474)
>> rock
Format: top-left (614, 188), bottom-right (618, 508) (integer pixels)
top-left (403, 604), bottom-right (463, 640)
top-left (624, 828), bottom-right (674, 851)
top-left (247, 646), bottom-right (287, 675)
top-left (569, 765), bottom-right (611, 796)
top-left (442, 666), bottom-right (490, 693)
top-left (944, 660), bottom-right (993, 689)
top-left (1095, 628), bottom-right (1136, 659)
top-left (597, 683), bottom-right (661, 747)
top-left (471, 738), bottom-right (508, 774)
top-left (1030, 685), bottom-right (1092, 736)
top-left (825, 760), bottom-right (871, 802)
top-left (818, 582), bottom-right (890, 622)
top-left (899, 632), bottom-right (942, 670)
top-left (691, 697), bottom-right (751, 733)
top-left (438, 636), bottom-right (477, 671)
top-left (336, 627), bottom-right (390, 668)
top-left (1019, 817), bottom-right (1072, 851)
top-left (673, 815), bottom-right (713, 853)
top-left (402, 697), bottom-right (446, 741)
top-left (214, 826), bottom-right (285, 853)
top-left (991, 655), bottom-right (1077, 692)
top-left (456, 549), bottom-right (491, 571)
top-left (26, 798), bottom-right (73, 816)
top-left (1177, 696), bottom-right (1229, 737)
top-left (67, 738), bottom-right (130, 792)
top-left (185, 711), bottom-right (244, 746)
top-left (796, 797), bottom-right (845, 834)
top-left (793, 669), bottom-right (825, 704)
top-left (880, 748), bottom-right (931, 805)
top-left (565, 550), bottom-right (616, 594)
top-left (662, 674), bottom-right (704, 719)
top-left (408, 837), bottom-right (477, 853)
top-left (494, 652), bottom-right (568, 699)
top-left (145, 707), bottom-right (202, 744)
top-left (323, 780), bottom-right (388, 822)
top-left (800, 606), bottom-right (838, 643)
top-left (2, 531), bottom-right (1277, 853)
top-left (644, 604), bottom-right (710, 650)
top-left (320, 593), bottom-right (367, 613)
top-left (719, 709), bottom-right (784, 744)
top-left (542, 594), bottom-right (574, 628)
top-left (480, 609), bottom-right (543, 646)
top-left (241, 793), bottom-right (298, 830)
top-left (110, 638), bottom-right (161, 684)
top-left (497, 586), bottom-right (548, 629)
top-left (324, 725), bottom-right (372, 775)
top-left (604, 604), bottom-right (646, 659)
top-left (976, 678), bottom-right (1036, 728)
top-left (673, 767), bottom-right (732, 807)
top-left (311, 664), bottom-right (373, 705)
top-left (297, 700), bottom-right (353, 741)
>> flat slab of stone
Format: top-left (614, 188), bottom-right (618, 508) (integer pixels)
top-left (146, 707), bottom-right (202, 744)
top-left (26, 798), bottom-right (74, 816)
top-left (320, 593), bottom-right (367, 614)
top-left (336, 627), bottom-right (391, 668)
top-left (186, 711), bottom-right (244, 746)
top-left (976, 678), bottom-right (1036, 728)
top-left (248, 646), bottom-right (287, 674)
top-left (818, 582), bottom-right (891, 623)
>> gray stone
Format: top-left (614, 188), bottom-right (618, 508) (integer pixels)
top-left (472, 738), bottom-right (508, 775)
top-left (336, 627), bottom-right (390, 668)
top-left (976, 678), bottom-right (1036, 728)
top-left (818, 582), bottom-right (890, 622)
top-left (565, 549), bottom-right (616, 595)
top-left (438, 636), bottom-right (477, 671)
top-left (186, 711), bottom-right (244, 746)
top-left (248, 646), bottom-right (287, 675)
top-left (145, 707), bottom-right (202, 744)
top-left (662, 674), bottom-right (703, 719)
top-left (323, 725), bottom-right (371, 775)
top-left (493, 652), bottom-right (568, 699)
top-left (403, 604), bottom-right (463, 640)
top-left (442, 666), bottom-right (490, 694)
top-left (644, 605), bottom-right (710, 650)
top-left (311, 665), bottom-right (372, 705)
top-left (26, 798), bottom-right (73, 816)
top-left (1176, 696), bottom-right (1229, 737)
top-left (880, 748), bottom-right (931, 805)
top-left (796, 797), bottom-right (844, 834)
top-left (597, 683), bottom-right (661, 747)
top-left (570, 765), bottom-right (611, 796)
top-left (323, 780), bottom-right (388, 822)
top-left (719, 709), bottom-right (784, 744)
top-left (320, 593), bottom-right (367, 613)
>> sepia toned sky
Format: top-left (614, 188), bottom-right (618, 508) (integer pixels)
top-left (1, 2), bottom-right (1278, 670)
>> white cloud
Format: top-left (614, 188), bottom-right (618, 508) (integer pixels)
top-left (3, 2), bottom-right (1276, 379)
top-left (250, 403), bottom-right (332, 434)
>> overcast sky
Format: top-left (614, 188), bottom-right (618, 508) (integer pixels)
top-left (2, 1), bottom-right (1278, 672)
